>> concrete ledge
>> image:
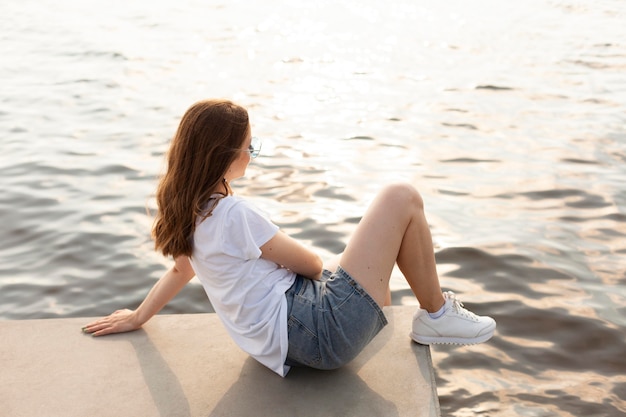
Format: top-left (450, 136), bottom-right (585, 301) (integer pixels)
top-left (1, 306), bottom-right (440, 417)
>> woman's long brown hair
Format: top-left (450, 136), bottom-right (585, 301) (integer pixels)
top-left (152, 99), bottom-right (249, 258)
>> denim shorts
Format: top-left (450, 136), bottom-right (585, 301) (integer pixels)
top-left (284, 266), bottom-right (388, 370)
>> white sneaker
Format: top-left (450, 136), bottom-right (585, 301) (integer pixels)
top-left (410, 291), bottom-right (496, 345)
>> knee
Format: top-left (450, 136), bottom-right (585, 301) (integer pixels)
top-left (380, 182), bottom-right (424, 210)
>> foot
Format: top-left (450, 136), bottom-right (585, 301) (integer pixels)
top-left (410, 291), bottom-right (496, 345)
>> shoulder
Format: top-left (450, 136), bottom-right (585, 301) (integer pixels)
top-left (211, 196), bottom-right (276, 234)
top-left (223, 196), bottom-right (270, 219)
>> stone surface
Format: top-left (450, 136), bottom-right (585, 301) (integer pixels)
top-left (0, 306), bottom-right (440, 417)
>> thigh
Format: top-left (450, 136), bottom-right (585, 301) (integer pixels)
top-left (339, 183), bottom-right (420, 306)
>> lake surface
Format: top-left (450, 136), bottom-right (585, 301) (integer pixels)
top-left (1, 0), bottom-right (625, 415)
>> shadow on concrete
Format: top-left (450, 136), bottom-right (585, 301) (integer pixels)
top-left (129, 330), bottom-right (192, 417)
top-left (207, 358), bottom-right (399, 417)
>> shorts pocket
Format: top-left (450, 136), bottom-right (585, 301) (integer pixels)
top-left (286, 315), bottom-right (321, 367)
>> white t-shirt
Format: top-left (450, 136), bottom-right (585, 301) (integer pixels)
top-left (189, 195), bottom-right (297, 377)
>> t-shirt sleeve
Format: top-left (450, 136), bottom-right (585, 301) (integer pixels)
top-left (221, 200), bottom-right (279, 260)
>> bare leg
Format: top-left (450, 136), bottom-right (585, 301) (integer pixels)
top-left (339, 183), bottom-right (445, 312)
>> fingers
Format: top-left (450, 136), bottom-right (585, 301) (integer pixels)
top-left (81, 321), bottom-right (111, 336)
top-left (92, 326), bottom-right (115, 337)
top-left (82, 323), bottom-right (112, 337)
top-left (82, 318), bottom-right (105, 333)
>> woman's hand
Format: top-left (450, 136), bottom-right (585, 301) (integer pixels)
top-left (82, 309), bottom-right (141, 337)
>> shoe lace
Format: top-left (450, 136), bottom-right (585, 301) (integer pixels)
top-left (444, 291), bottom-right (479, 320)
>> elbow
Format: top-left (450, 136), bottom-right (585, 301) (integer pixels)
top-left (314, 255), bottom-right (323, 274)
top-left (293, 255), bottom-right (323, 280)
top-left (310, 255), bottom-right (324, 279)
top-left (172, 257), bottom-right (196, 282)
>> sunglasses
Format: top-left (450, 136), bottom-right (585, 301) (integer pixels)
top-left (248, 136), bottom-right (262, 159)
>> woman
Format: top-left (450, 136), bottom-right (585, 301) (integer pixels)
top-left (83, 99), bottom-right (495, 377)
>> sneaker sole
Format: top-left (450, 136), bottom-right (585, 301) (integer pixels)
top-left (409, 329), bottom-right (495, 346)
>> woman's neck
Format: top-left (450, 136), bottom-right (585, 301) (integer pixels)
top-left (211, 178), bottom-right (230, 197)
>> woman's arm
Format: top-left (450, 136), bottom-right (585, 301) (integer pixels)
top-left (260, 230), bottom-right (323, 280)
top-left (82, 256), bottom-right (195, 336)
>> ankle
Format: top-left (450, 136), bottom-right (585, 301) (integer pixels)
top-left (427, 303), bottom-right (446, 319)
top-left (421, 297), bottom-right (446, 313)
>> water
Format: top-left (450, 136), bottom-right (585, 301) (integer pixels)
top-left (1, 0), bottom-right (625, 415)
